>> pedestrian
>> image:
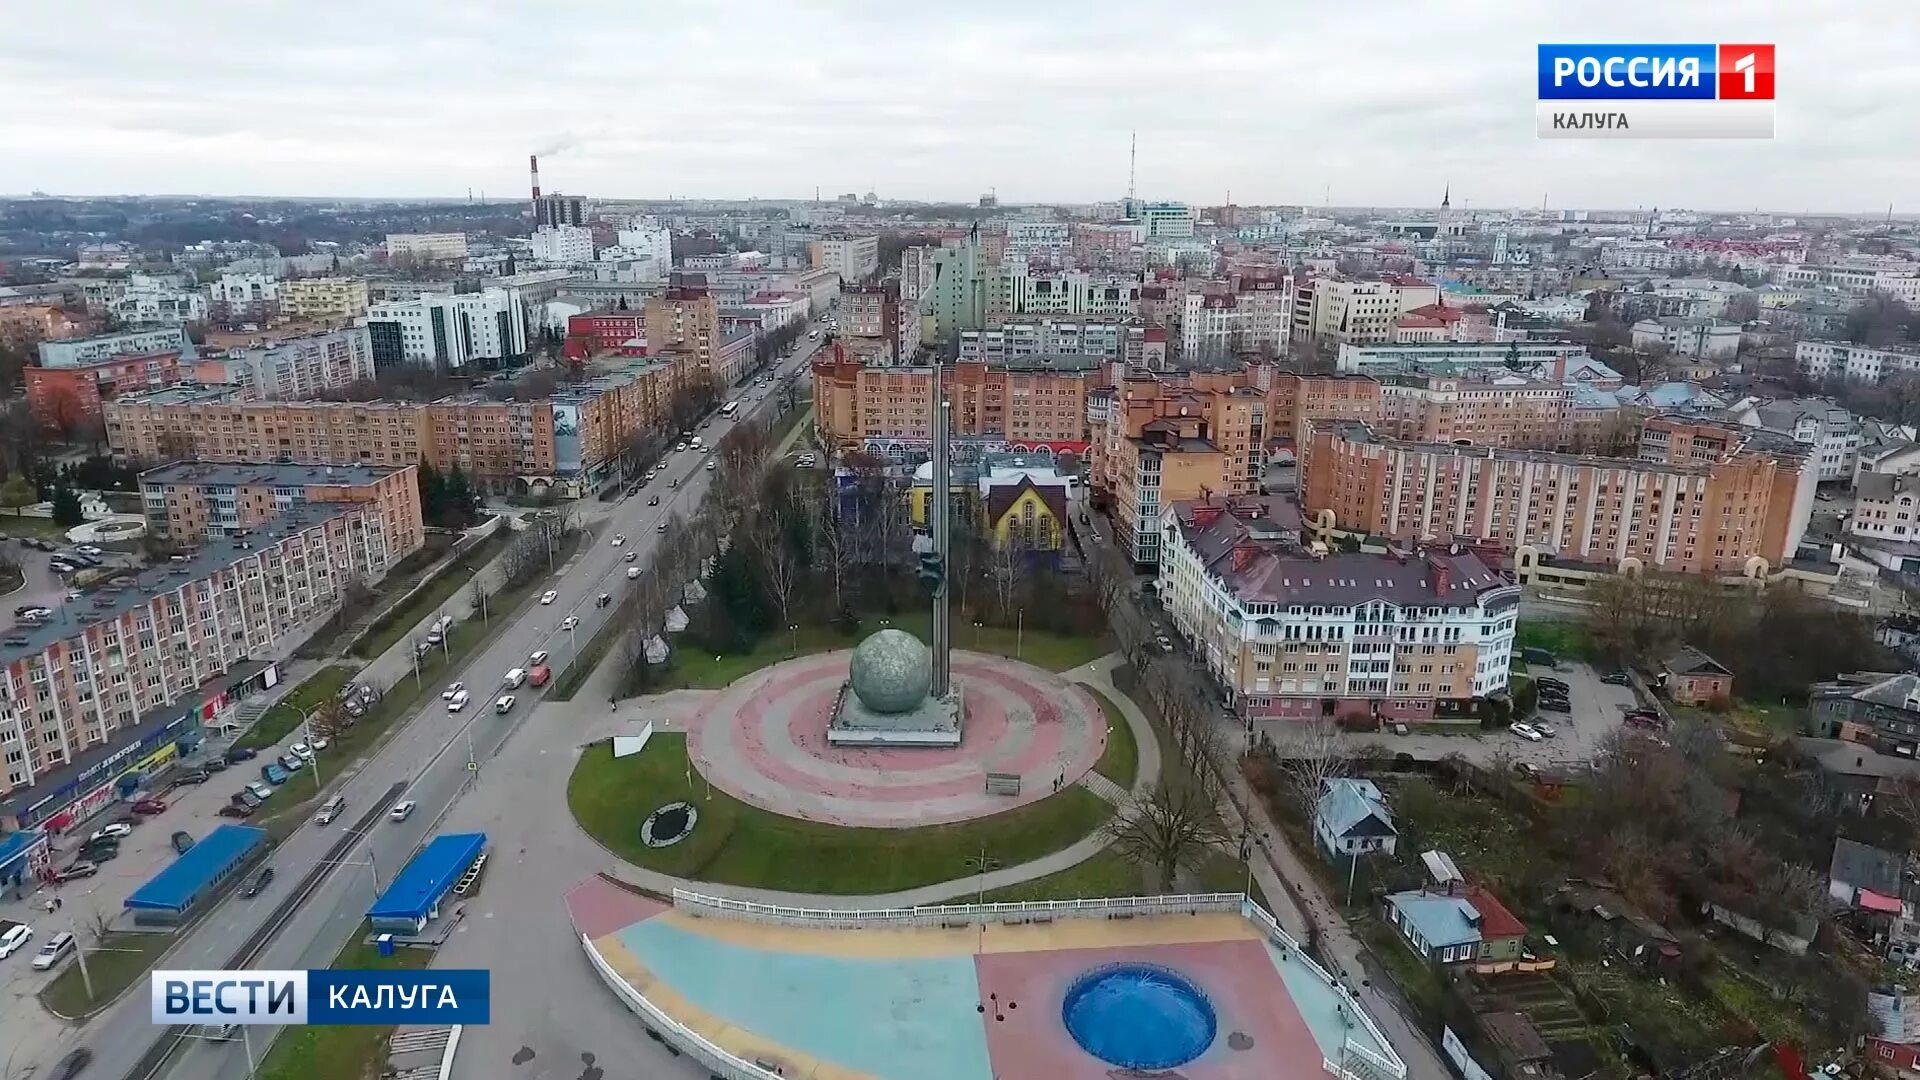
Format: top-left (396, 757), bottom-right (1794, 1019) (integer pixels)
top-left (45, 899), bottom-right (55, 914)
top-left (53, 896), bottom-right (62, 911)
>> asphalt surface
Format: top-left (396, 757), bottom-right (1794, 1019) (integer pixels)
top-left (8, 340), bottom-right (823, 1079)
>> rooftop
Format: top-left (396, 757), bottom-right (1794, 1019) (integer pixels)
top-left (139, 461), bottom-right (405, 489)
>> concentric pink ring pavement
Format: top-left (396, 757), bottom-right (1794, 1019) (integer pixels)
top-left (685, 650), bottom-right (1109, 827)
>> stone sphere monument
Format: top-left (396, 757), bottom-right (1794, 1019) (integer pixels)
top-left (848, 629), bottom-right (933, 714)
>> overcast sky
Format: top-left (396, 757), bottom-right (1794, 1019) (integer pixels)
top-left (2, 1), bottom-right (1914, 212)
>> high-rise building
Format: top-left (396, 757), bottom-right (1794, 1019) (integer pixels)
top-left (530, 225), bottom-right (596, 264)
top-left (643, 275), bottom-right (721, 378)
top-left (1136, 202), bottom-right (1196, 239)
top-left (809, 235), bottom-right (880, 282)
top-left (1291, 276), bottom-right (1441, 345)
top-left (364, 288), bottom-right (528, 371)
top-left (534, 193), bottom-right (586, 229)
top-left (1375, 370), bottom-right (1570, 451)
top-left (810, 347), bottom-right (1093, 459)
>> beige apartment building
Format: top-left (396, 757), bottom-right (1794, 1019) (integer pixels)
top-left (0, 501), bottom-right (405, 799)
top-left (1375, 371), bottom-right (1572, 450)
top-left (1157, 495), bottom-right (1519, 723)
top-left (811, 348), bottom-right (1095, 456)
top-left (279, 277), bottom-right (370, 321)
top-left (139, 461), bottom-right (424, 560)
top-left (1301, 417), bottom-right (1817, 576)
top-left (645, 277), bottom-right (721, 380)
top-left (1291, 276), bottom-right (1441, 345)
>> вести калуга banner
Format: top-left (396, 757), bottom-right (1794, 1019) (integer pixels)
top-left (152, 969), bottom-right (490, 1025)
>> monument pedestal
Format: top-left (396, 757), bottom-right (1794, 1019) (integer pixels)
top-left (827, 681), bottom-right (966, 747)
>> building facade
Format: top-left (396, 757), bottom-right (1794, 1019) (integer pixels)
top-left (1630, 317), bottom-right (1741, 361)
top-left (138, 461), bottom-right (424, 561)
top-left (364, 289), bottom-right (528, 371)
top-left (1376, 371), bottom-right (1571, 450)
top-left (643, 277), bottom-right (721, 379)
top-left (196, 327), bottom-right (375, 401)
top-left (1292, 277), bottom-right (1440, 345)
top-left (810, 348), bottom-right (1093, 459)
top-left (278, 277), bottom-right (369, 322)
top-left (1796, 339), bottom-right (1920, 383)
top-left (809, 236), bottom-right (880, 282)
top-left (530, 225), bottom-right (596, 264)
top-left (385, 233), bottom-right (470, 264)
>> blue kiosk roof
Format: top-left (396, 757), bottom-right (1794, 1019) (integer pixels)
top-left (0, 830), bottom-right (45, 874)
top-left (125, 825), bottom-right (267, 912)
top-left (367, 833), bottom-right (485, 922)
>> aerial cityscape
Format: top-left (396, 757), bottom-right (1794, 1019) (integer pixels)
top-left (1, 5), bottom-right (1919, 1080)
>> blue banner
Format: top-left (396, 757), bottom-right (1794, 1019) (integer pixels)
top-left (1538, 44), bottom-right (1717, 100)
top-left (308, 969), bottom-right (491, 1025)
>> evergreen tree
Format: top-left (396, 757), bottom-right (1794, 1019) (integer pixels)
top-left (443, 466), bottom-right (479, 525)
top-left (416, 461), bottom-right (447, 525)
top-left (49, 482), bottom-right (83, 527)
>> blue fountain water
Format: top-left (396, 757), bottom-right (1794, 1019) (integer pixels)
top-left (1061, 962), bottom-right (1217, 1070)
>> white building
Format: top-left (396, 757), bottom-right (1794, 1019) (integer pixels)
top-left (1849, 472), bottom-right (1920, 546)
top-left (992, 264), bottom-right (1141, 321)
top-left (202, 326), bottom-right (375, 400)
top-left (385, 233), bottom-right (469, 264)
top-left (363, 288), bottom-right (527, 370)
top-left (1728, 396), bottom-right (1861, 483)
top-left (109, 274), bottom-right (208, 325)
top-left (1293, 276), bottom-right (1441, 344)
top-left (614, 227), bottom-right (673, 266)
top-left (1782, 262), bottom-right (1920, 305)
top-left (207, 272), bottom-right (281, 310)
top-left (1137, 202), bottom-right (1196, 239)
top-left (1796, 339), bottom-right (1920, 383)
top-left (529, 225), bottom-right (595, 265)
top-left (590, 254), bottom-right (665, 284)
top-left (1630, 316), bottom-right (1742, 360)
top-left (1336, 340), bottom-right (1602, 380)
top-left (1181, 293), bottom-right (1243, 360)
top-left (957, 319), bottom-right (1128, 361)
top-left (1005, 221), bottom-right (1072, 261)
top-left (809, 236), bottom-right (880, 282)
top-left (1601, 240), bottom-right (1681, 272)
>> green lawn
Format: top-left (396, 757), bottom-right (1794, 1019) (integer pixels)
top-left (40, 931), bottom-right (178, 1018)
top-left (1086, 686), bottom-right (1139, 787)
top-left (658, 609), bottom-right (1109, 692)
top-left (0, 515), bottom-right (72, 540)
top-left (979, 850), bottom-right (1143, 902)
top-left (255, 934), bottom-right (432, 1080)
top-left (568, 735), bottom-right (1112, 894)
top-left (351, 529), bottom-right (513, 659)
top-left (236, 665), bottom-right (359, 750)
top-left (1514, 621), bottom-right (1593, 659)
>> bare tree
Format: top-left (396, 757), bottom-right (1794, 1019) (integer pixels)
top-left (814, 496), bottom-right (853, 615)
top-left (752, 502), bottom-right (805, 632)
top-left (1104, 774), bottom-right (1234, 892)
top-left (1269, 718), bottom-right (1352, 818)
top-left (985, 537), bottom-right (1025, 622)
top-left (308, 697), bottom-right (351, 740)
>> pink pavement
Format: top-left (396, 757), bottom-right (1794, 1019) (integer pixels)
top-left (686, 650), bottom-right (1108, 827)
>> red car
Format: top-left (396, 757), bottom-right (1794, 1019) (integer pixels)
top-left (131, 798), bottom-right (168, 815)
top-left (528, 664), bottom-right (552, 688)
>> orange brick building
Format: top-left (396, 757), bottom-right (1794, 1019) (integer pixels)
top-left (26, 351), bottom-right (186, 435)
top-left (810, 347), bottom-right (1095, 458)
top-left (138, 461), bottom-right (424, 566)
top-left (1375, 371), bottom-right (1571, 450)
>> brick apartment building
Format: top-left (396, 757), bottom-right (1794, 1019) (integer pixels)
top-left (27, 326), bottom-right (197, 436)
top-left (139, 461), bottom-right (424, 560)
top-left (810, 347), bottom-right (1095, 459)
top-left (563, 312), bottom-right (647, 361)
top-left (0, 500), bottom-right (413, 815)
top-left (1375, 370), bottom-right (1572, 450)
top-left (1300, 416), bottom-right (1817, 575)
top-left (1157, 494), bottom-right (1520, 722)
top-left (644, 275), bottom-right (720, 381)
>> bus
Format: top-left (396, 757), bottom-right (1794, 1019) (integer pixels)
top-left (720, 400), bottom-right (739, 419)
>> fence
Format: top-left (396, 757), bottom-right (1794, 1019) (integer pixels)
top-left (579, 933), bottom-right (786, 1080)
top-left (670, 888), bottom-right (1243, 929)
top-left (1239, 901), bottom-right (1408, 1080)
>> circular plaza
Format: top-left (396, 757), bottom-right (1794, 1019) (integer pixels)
top-left (686, 648), bottom-right (1110, 827)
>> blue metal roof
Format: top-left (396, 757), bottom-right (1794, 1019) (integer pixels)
top-left (0, 830), bottom-right (46, 874)
top-left (125, 824), bottom-right (267, 912)
top-left (367, 833), bottom-right (485, 922)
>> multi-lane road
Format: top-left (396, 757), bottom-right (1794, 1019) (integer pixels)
top-left (20, 334), bottom-right (825, 1079)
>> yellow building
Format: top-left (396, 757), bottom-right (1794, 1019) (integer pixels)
top-left (984, 476), bottom-right (1066, 552)
top-left (279, 277), bottom-right (370, 321)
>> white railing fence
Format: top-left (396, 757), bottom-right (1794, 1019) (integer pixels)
top-left (1240, 901), bottom-right (1407, 1080)
top-left (580, 934), bottom-right (785, 1080)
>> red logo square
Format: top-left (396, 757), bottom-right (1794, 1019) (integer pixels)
top-left (1718, 44), bottom-right (1775, 100)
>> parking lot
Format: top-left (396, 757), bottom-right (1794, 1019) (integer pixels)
top-left (1341, 659), bottom-right (1644, 768)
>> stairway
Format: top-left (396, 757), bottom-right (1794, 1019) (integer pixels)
top-left (1079, 771), bottom-right (1132, 808)
top-left (388, 1028), bottom-right (452, 1056)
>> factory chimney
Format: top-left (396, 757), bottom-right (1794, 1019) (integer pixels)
top-left (529, 154), bottom-right (541, 222)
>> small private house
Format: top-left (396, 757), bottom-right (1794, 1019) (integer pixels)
top-left (1383, 883), bottom-right (1528, 967)
top-left (1657, 645), bottom-right (1734, 706)
top-left (1314, 778), bottom-right (1398, 860)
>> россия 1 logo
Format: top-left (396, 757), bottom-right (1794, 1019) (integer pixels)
top-left (1536, 44), bottom-right (1775, 139)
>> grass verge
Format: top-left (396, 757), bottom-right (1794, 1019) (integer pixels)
top-left (39, 931), bottom-right (176, 1018)
top-left (548, 611), bottom-right (622, 702)
top-left (0, 515), bottom-right (71, 539)
top-left (236, 665), bottom-right (359, 750)
top-left (351, 528), bottom-right (514, 659)
top-left (979, 850), bottom-right (1142, 902)
top-left (254, 933), bottom-right (432, 1080)
top-left (1086, 686), bottom-right (1139, 787)
top-left (568, 734), bottom-right (1111, 894)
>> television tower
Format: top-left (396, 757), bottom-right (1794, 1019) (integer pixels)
top-left (1127, 130), bottom-right (1137, 203)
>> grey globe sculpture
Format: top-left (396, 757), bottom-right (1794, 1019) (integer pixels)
top-left (848, 629), bottom-right (934, 714)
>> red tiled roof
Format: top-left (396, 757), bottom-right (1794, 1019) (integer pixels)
top-left (1463, 884), bottom-right (1528, 940)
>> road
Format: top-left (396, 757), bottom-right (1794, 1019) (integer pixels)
top-left (12, 336), bottom-right (826, 1079)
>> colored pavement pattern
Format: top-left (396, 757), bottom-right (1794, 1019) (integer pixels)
top-left (565, 877), bottom-right (1388, 1079)
top-left (687, 651), bottom-right (1108, 827)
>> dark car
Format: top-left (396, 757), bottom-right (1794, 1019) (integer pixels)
top-left (1600, 670), bottom-right (1632, 686)
top-left (1535, 677), bottom-right (1570, 692)
top-left (217, 803), bottom-right (254, 819)
top-left (57, 860), bottom-right (99, 881)
top-left (226, 745), bottom-right (258, 763)
top-left (170, 830), bottom-right (195, 855)
top-left (240, 866), bottom-right (274, 898)
top-left (647, 495), bottom-right (660, 506)
top-left (131, 798), bottom-right (167, 815)
top-left (1538, 696), bottom-right (1571, 713)
top-left (79, 841), bottom-right (118, 862)
top-left (52, 1048), bottom-right (91, 1080)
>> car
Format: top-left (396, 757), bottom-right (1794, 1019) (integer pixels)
top-left (447, 689), bottom-right (471, 712)
top-left (90, 823), bottom-right (132, 842)
top-left (32, 931), bottom-right (75, 970)
top-left (240, 866), bottom-right (275, 898)
top-left (1600, 670), bottom-right (1632, 686)
top-left (1531, 721), bottom-right (1559, 738)
top-left (624, 551), bottom-right (637, 563)
top-left (627, 566), bottom-right (641, 579)
top-left (278, 754), bottom-right (304, 773)
top-left (529, 649), bottom-right (549, 666)
top-left (596, 592), bottom-right (612, 607)
top-left (1538, 688), bottom-right (1569, 703)
top-left (441, 682), bottom-right (465, 701)
top-left (1510, 722), bottom-right (1545, 742)
top-left (171, 831), bottom-right (195, 854)
top-left (80, 842), bottom-right (118, 863)
top-left (246, 781), bottom-right (274, 800)
top-left (0, 923), bottom-right (32, 958)
top-left (425, 630), bottom-right (443, 646)
top-left (77, 545), bottom-right (103, 557)
top-left (218, 803), bottom-right (254, 819)
top-left (56, 861), bottom-right (98, 882)
top-left (262, 764), bottom-right (288, 785)
top-left (1535, 677), bottom-right (1570, 692)
top-left (172, 769), bottom-right (208, 785)
top-left (52, 1048), bottom-right (92, 1080)
top-left (675, 442), bottom-right (688, 452)
top-left (612, 534), bottom-right (625, 546)
top-left (669, 477), bottom-right (680, 489)
top-left (131, 798), bottom-right (167, 815)
top-left (1538, 696), bottom-right (1571, 713)
top-left (494, 694), bottom-right (516, 714)
top-left (540, 590), bottom-right (559, 605)
top-left (390, 801), bottom-right (416, 823)
top-left (646, 495), bottom-right (660, 506)
top-left (656, 521), bottom-right (668, 533)
top-left (202, 757), bottom-right (228, 773)
top-left (706, 460), bottom-right (716, 471)
top-left (290, 742), bottom-right (313, 760)
top-left (560, 615), bottom-right (579, 631)
top-left (528, 663), bottom-right (552, 688)
top-left (309, 736), bottom-right (329, 752)
top-left (226, 745), bottom-right (258, 763)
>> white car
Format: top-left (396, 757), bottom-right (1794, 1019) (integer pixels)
top-left (1531, 722), bottom-right (1559, 739)
top-left (290, 742), bottom-right (313, 760)
top-left (529, 650), bottom-right (549, 666)
top-left (389, 801), bottom-right (416, 823)
top-left (309, 736), bottom-right (329, 751)
top-left (91, 823), bottom-right (133, 842)
top-left (441, 682), bottom-right (465, 701)
top-left (706, 460), bottom-right (716, 471)
top-left (627, 566), bottom-right (641, 579)
top-left (0, 924), bottom-right (32, 959)
top-left (675, 442), bottom-right (688, 452)
top-left (560, 616), bottom-right (579, 631)
top-left (447, 689), bottom-right (471, 712)
top-left (77, 545), bottom-right (104, 557)
top-left (494, 694), bottom-right (516, 714)
top-left (247, 781), bottom-right (274, 801)
top-left (612, 534), bottom-right (625, 547)
top-left (540, 591), bottom-right (559, 605)
top-left (1510, 722), bottom-right (1545, 742)
top-left (623, 551), bottom-right (637, 563)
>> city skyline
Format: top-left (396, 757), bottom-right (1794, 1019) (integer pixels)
top-left (2, 0), bottom-right (1916, 212)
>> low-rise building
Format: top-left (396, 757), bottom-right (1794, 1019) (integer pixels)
top-left (1313, 778), bottom-right (1398, 859)
top-left (1727, 396), bottom-right (1859, 482)
top-left (109, 274), bottom-right (208, 325)
top-left (26, 326), bottom-right (198, 436)
top-left (563, 312), bottom-right (648, 360)
top-left (1157, 495), bottom-right (1518, 721)
top-left (139, 461), bottom-right (423, 560)
top-left (1383, 885), bottom-right (1529, 966)
top-left (1796, 339), bottom-right (1920, 383)
top-left (385, 233), bottom-right (469, 265)
top-left (1656, 645), bottom-right (1733, 705)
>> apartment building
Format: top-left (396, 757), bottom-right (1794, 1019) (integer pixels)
top-left (1726, 396), bottom-right (1860, 482)
top-left (989, 264), bottom-right (1141, 323)
top-left (364, 288), bottom-right (528, 371)
top-left (1292, 276), bottom-right (1440, 345)
top-left (0, 501), bottom-right (405, 804)
top-left (1849, 472), bottom-right (1920, 548)
top-left (206, 273), bottom-right (280, 323)
top-left (139, 461), bottom-right (424, 561)
top-left (958, 319), bottom-right (1133, 362)
top-left (0, 304), bottom-right (85, 344)
top-left (530, 225), bottom-right (596, 264)
top-left (1157, 496), bottom-right (1519, 722)
top-left (193, 326), bottom-right (374, 401)
top-left (109, 274), bottom-right (208, 326)
top-left (279, 277), bottom-right (369, 322)
top-left (810, 349), bottom-right (1093, 457)
top-left (809, 235), bottom-right (880, 282)
top-left (840, 281), bottom-right (912, 366)
top-left (1781, 262), bottom-right (1920, 305)
top-left (1630, 316), bottom-right (1741, 361)
top-left (1137, 202), bottom-right (1196, 239)
top-left (1335, 340), bottom-right (1607, 383)
top-left (1267, 372), bottom-right (1382, 453)
top-left (1301, 418), bottom-right (1817, 576)
top-left (385, 233), bottom-right (469, 264)
top-left (1796, 339), bottom-right (1920, 383)
top-left (25, 326), bottom-right (199, 436)
top-left (644, 276), bottom-right (720, 378)
top-left (1004, 222), bottom-right (1072, 261)
top-left (1376, 371), bottom-right (1570, 450)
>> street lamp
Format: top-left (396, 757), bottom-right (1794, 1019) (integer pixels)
top-left (788, 623), bottom-right (799, 658)
top-left (963, 846), bottom-right (1001, 908)
top-left (468, 566), bottom-right (488, 625)
top-left (1016, 608), bottom-right (1024, 661)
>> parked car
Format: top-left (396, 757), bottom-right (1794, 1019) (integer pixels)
top-left (0, 923), bottom-right (32, 958)
top-left (202, 758), bottom-right (228, 773)
top-left (245, 781), bottom-right (274, 801)
top-left (1537, 696), bottom-right (1571, 713)
top-left (170, 831), bottom-right (195, 854)
top-left (1600, 670), bottom-right (1632, 686)
top-left (1510, 722), bottom-right (1545, 742)
top-left (290, 742), bottom-right (313, 760)
top-left (56, 861), bottom-right (98, 882)
top-left (225, 746), bottom-right (258, 763)
top-left (218, 803), bottom-right (255, 819)
top-left (76, 545), bottom-right (104, 557)
top-left (309, 736), bottom-right (328, 752)
top-left (262, 764), bottom-right (289, 785)
top-left (32, 931), bottom-right (75, 970)
top-left (1531, 721), bottom-right (1559, 738)
top-left (1535, 677), bottom-right (1570, 693)
top-left (172, 769), bottom-right (208, 785)
top-left (277, 754), bottom-right (303, 773)
top-left (390, 801), bottom-right (416, 823)
top-left (89, 823), bottom-right (132, 842)
top-left (80, 842), bottom-right (117, 863)
top-left (131, 798), bottom-right (167, 815)
top-left (240, 867), bottom-right (275, 899)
